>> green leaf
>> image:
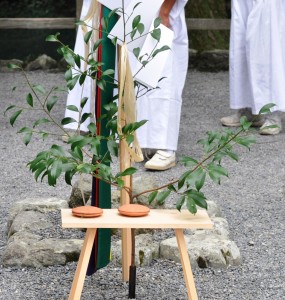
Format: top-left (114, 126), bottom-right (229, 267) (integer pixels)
top-left (50, 160), bottom-right (62, 179)
top-left (34, 163), bottom-right (47, 181)
top-left (64, 68), bottom-right (72, 81)
top-left (66, 105), bottom-right (79, 112)
top-left (152, 45), bottom-right (170, 58)
top-left (176, 195), bottom-right (186, 212)
top-left (73, 146), bottom-right (83, 161)
top-left (178, 170), bottom-right (192, 190)
top-left (133, 47), bottom-right (140, 58)
top-left (107, 140), bottom-right (118, 157)
top-left (195, 169), bottom-right (206, 191)
top-left (102, 69), bottom-right (115, 77)
top-left (65, 170), bottom-right (74, 185)
top-left (119, 167), bottom-right (137, 177)
top-left (239, 116), bottom-right (252, 130)
top-left (116, 178), bottom-right (125, 188)
top-left (132, 2), bottom-right (142, 11)
top-left (148, 191), bottom-right (158, 204)
top-left (46, 96), bottom-right (58, 112)
top-left (80, 97), bottom-right (88, 109)
top-left (259, 103), bottom-right (276, 115)
top-left (84, 30), bottom-right (93, 44)
top-left (137, 23), bottom-right (144, 35)
top-left (126, 134), bottom-right (134, 145)
top-left (90, 138), bottom-right (100, 156)
top-left (61, 117), bottom-right (77, 126)
top-left (132, 15), bottom-right (141, 29)
top-left (87, 123), bottom-right (97, 134)
top-left (101, 16), bottom-right (108, 30)
top-left (235, 136), bottom-right (256, 149)
top-left (151, 28), bottom-right (161, 41)
top-left (4, 105), bottom-right (16, 116)
top-left (23, 132), bottom-right (32, 146)
top-left (154, 17), bottom-right (161, 28)
top-left (45, 33), bottom-right (59, 42)
top-left (186, 196), bottom-right (197, 214)
top-left (67, 75), bottom-right (80, 90)
top-left (74, 54), bottom-right (81, 68)
top-left (130, 29), bottom-right (137, 40)
top-left (64, 52), bottom-right (75, 66)
top-left (156, 190), bottom-right (171, 205)
top-left (208, 164), bottom-right (228, 177)
top-left (75, 20), bottom-right (86, 26)
top-left (7, 63), bottom-right (22, 69)
top-left (50, 144), bottom-right (66, 156)
top-left (18, 127), bottom-right (32, 133)
top-left (167, 184), bottom-right (177, 193)
top-left (80, 112), bottom-right (92, 124)
top-left (33, 118), bottom-right (50, 128)
top-left (180, 156), bottom-right (198, 167)
top-left (226, 151), bottom-right (239, 162)
top-left (33, 85), bottom-right (46, 94)
top-left (93, 39), bottom-right (103, 51)
top-left (187, 190), bottom-right (207, 209)
top-left (10, 110), bottom-right (22, 126)
top-left (25, 93), bottom-right (33, 107)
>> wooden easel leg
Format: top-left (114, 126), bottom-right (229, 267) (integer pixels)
top-left (175, 229), bottom-right (199, 300)
top-left (69, 229), bottom-right (97, 300)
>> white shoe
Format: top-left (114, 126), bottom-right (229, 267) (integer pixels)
top-left (259, 115), bottom-right (282, 135)
top-left (220, 108), bottom-right (264, 127)
top-left (144, 150), bottom-right (176, 171)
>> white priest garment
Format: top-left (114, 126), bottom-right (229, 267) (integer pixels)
top-left (64, 0), bottom-right (97, 131)
top-left (230, 0), bottom-right (285, 114)
top-left (136, 0), bottom-right (189, 151)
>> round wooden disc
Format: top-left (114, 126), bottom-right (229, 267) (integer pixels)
top-left (118, 204), bottom-right (150, 217)
top-left (72, 206), bottom-right (103, 218)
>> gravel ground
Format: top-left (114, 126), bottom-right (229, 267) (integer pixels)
top-left (1, 70), bottom-right (285, 299)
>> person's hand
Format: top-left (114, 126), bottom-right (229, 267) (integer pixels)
top-left (159, 12), bottom-right (171, 28)
top-left (159, 0), bottom-right (176, 29)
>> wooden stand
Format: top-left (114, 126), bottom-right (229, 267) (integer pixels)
top-left (62, 209), bottom-right (213, 300)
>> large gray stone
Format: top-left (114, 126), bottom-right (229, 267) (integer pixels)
top-left (194, 50), bottom-right (229, 72)
top-left (111, 175), bottom-right (163, 209)
top-left (68, 175), bottom-right (93, 208)
top-left (2, 231), bottom-right (83, 268)
top-left (8, 210), bottom-right (52, 238)
top-left (7, 197), bottom-right (68, 231)
top-left (160, 234), bottom-right (241, 269)
top-left (206, 200), bottom-right (223, 218)
top-left (111, 234), bottom-right (159, 267)
top-left (186, 216), bottom-right (229, 238)
top-left (26, 54), bottom-right (57, 71)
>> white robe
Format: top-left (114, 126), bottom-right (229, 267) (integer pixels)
top-left (230, 0), bottom-right (285, 114)
top-left (64, 0), bottom-right (96, 132)
top-left (136, 0), bottom-right (189, 151)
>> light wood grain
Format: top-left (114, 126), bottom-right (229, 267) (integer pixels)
top-left (0, 18), bottom-right (230, 30)
top-left (69, 229), bottom-right (97, 300)
top-left (0, 18), bottom-right (76, 29)
top-left (62, 209), bottom-right (213, 229)
top-left (175, 229), bottom-right (198, 300)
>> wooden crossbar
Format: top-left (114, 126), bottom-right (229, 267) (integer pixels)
top-left (0, 18), bottom-right (230, 30)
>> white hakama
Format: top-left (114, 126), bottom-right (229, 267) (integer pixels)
top-left (230, 0), bottom-right (285, 114)
top-left (136, 0), bottom-right (189, 151)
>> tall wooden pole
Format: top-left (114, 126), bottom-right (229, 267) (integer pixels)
top-left (118, 45), bottom-right (132, 282)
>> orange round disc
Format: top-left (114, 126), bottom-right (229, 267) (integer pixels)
top-left (72, 206), bottom-right (103, 218)
top-left (118, 204), bottom-right (150, 217)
